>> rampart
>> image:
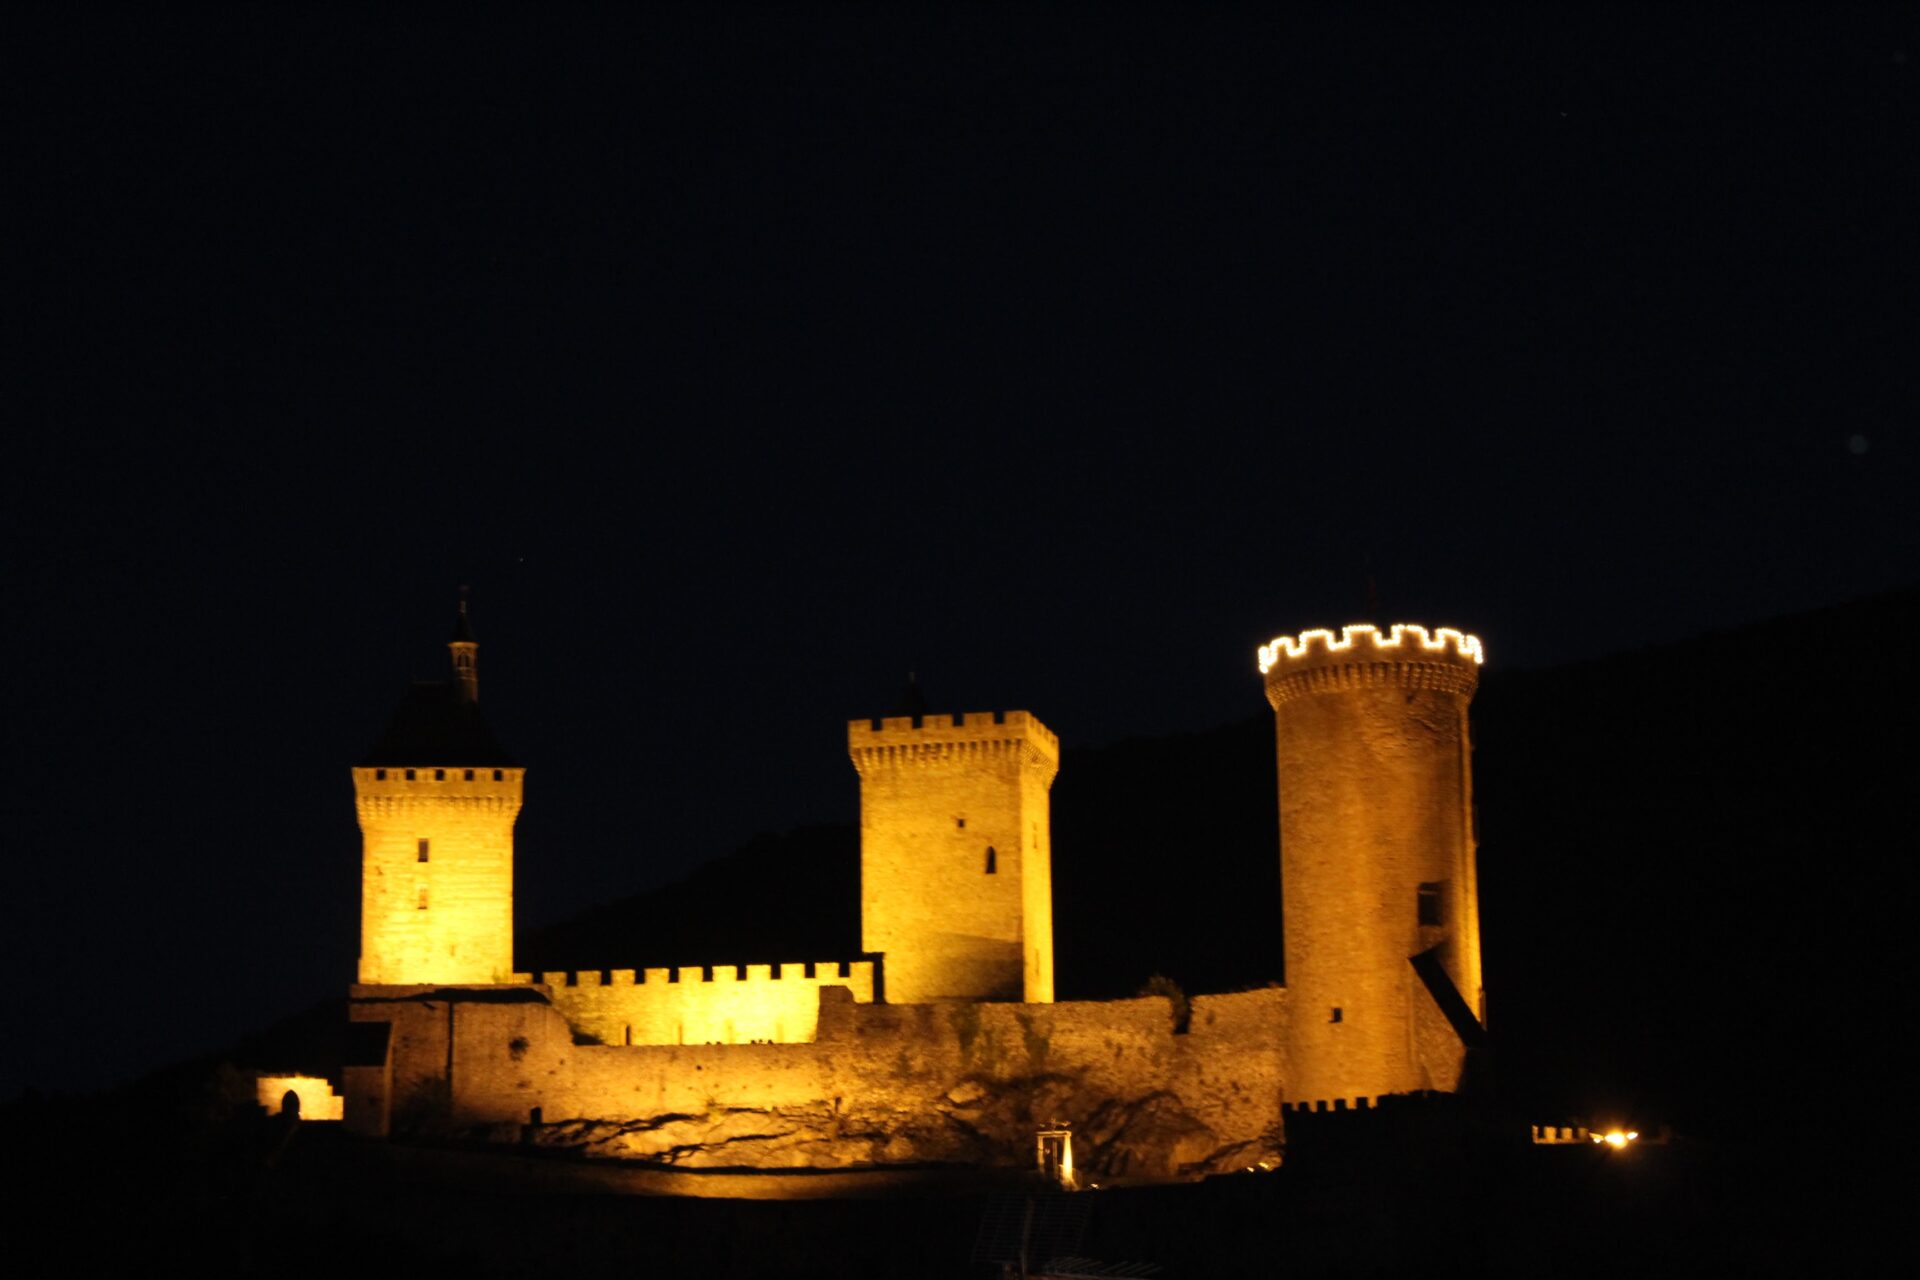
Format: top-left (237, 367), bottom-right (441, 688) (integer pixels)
top-left (507, 961), bottom-right (877, 1046)
top-left (350, 984), bottom-right (1290, 1180)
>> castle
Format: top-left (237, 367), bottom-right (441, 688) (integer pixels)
top-left (334, 601), bottom-right (1490, 1180)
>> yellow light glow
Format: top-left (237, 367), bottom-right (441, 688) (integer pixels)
top-left (255, 1074), bottom-right (345, 1120)
top-left (1257, 623), bottom-right (1485, 674)
top-left (1594, 1129), bottom-right (1637, 1150)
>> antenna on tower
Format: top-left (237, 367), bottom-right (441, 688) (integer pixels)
top-left (893, 671), bottom-right (928, 726)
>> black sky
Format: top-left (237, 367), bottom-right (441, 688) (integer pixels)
top-left (6, 5), bottom-right (1914, 1097)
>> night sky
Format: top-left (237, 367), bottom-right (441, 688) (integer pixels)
top-left (7, 6), bottom-right (1913, 1099)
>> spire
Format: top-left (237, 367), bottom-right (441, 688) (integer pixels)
top-left (449, 587), bottom-right (479, 703)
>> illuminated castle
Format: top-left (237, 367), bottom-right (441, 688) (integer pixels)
top-left (338, 603), bottom-right (1488, 1178)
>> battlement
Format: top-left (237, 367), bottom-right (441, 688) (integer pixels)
top-left (1260, 624), bottom-right (1483, 707)
top-left (512, 960), bottom-right (872, 989)
top-left (848, 710), bottom-right (1059, 777)
top-left (352, 765), bottom-right (524, 790)
top-left (1257, 623), bottom-right (1484, 675)
top-left (352, 766), bottom-right (524, 821)
top-left (511, 959), bottom-right (877, 1046)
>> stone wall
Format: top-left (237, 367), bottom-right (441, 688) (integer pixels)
top-left (253, 1074), bottom-right (344, 1120)
top-left (510, 961), bottom-right (877, 1046)
top-left (353, 984), bottom-right (1289, 1180)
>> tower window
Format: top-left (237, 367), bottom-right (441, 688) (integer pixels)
top-left (493, 769), bottom-right (504, 781)
top-left (417, 839), bottom-right (429, 863)
top-left (985, 846), bottom-right (997, 875)
top-left (464, 769), bottom-right (475, 781)
top-left (375, 768), bottom-right (387, 781)
top-left (434, 768), bottom-right (445, 781)
top-left (405, 769), bottom-right (416, 781)
top-left (417, 887), bottom-right (428, 910)
top-left (1330, 1007), bottom-right (1343, 1023)
top-left (956, 817), bottom-right (966, 830)
top-left (1418, 882), bottom-right (1443, 927)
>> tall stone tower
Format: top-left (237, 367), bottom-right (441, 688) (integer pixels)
top-left (1261, 624), bottom-right (1485, 1104)
top-left (849, 710), bottom-right (1059, 1003)
top-left (355, 597), bottom-right (523, 985)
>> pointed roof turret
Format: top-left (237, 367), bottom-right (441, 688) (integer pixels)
top-left (360, 591), bottom-right (513, 766)
top-left (452, 585), bottom-right (477, 644)
top-left (449, 587), bottom-right (479, 704)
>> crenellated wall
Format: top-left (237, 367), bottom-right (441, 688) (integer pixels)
top-left (350, 984), bottom-right (1290, 1179)
top-left (508, 961), bottom-right (877, 1046)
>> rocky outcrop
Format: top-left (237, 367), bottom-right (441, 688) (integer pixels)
top-left (524, 1074), bottom-right (1280, 1178)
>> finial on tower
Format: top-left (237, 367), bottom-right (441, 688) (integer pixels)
top-left (450, 587), bottom-right (479, 703)
top-left (891, 671), bottom-right (928, 723)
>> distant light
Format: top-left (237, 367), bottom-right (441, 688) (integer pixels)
top-left (1594, 1129), bottom-right (1637, 1150)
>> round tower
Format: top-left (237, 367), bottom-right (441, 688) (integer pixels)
top-left (1261, 624), bottom-right (1485, 1104)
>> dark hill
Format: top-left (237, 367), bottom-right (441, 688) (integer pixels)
top-left (520, 587), bottom-right (1916, 1139)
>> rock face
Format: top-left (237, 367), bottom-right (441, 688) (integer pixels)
top-left (528, 1083), bottom-right (1269, 1180)
top-left (356, 984), bottom-right (1291, 1179)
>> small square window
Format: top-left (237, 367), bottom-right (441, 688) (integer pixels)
top-left (434, 768), bottom-right (445, 781)
top-left (464, 769), bottom-right (475, 781)
top-left (375, 768), bottom-right (387, 781)
top-left (493, 769), bottom-right (504, 781)
top-left (405, 769), bottom-right (416, 781)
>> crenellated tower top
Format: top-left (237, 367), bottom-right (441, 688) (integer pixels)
top-left (1259, 623), bottom-right (1483, 708)
top-left (848, 710), bottom-right (1059, 785)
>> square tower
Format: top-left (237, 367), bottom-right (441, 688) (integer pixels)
top-left (354, 597), bottom-right (522, 986)
top-left (849, 711), bottom-right (1058, 1003)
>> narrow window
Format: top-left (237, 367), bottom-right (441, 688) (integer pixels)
top-left (985, 846), bottom-right (997, 874)
top-left (464, 769), bottom-right (475, 781)
top-left (956, 817), bottom-right (966, 830)
top-left (417, 839), bottom-right (430, 863)
top-left (1330, 1007), bottom-right (1342, 1023)
top-left (405, 769), bottom-right (416, 781)
top-left (434, 768), bottom-right (445, 781)
top-left (493, 769), bottom-right (504, 781)
top-left (417, 886), bottom-right (428, 910)
top-left (1418, 882), bottom-right (1443, 927)
top-left (375, 768), bottom-right (387, 781)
